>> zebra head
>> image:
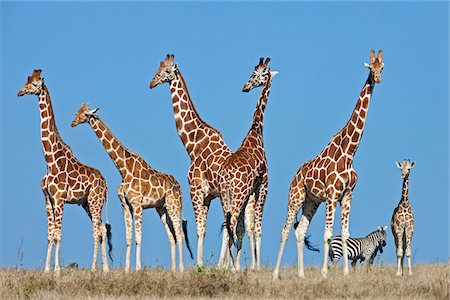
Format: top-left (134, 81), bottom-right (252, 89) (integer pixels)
top-left (376, 225), bottom-right (388, 249)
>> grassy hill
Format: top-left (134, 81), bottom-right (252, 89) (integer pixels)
top-left (1, 264), bottom-right (448, 299)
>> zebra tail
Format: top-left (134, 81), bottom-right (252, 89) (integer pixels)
top-left (182, 218), bottom-right (194, 260)
top-left (304, 235), bottom-right (320, 253)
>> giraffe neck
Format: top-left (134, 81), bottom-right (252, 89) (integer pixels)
top-left (251, 75), bottom-right (272, 132)
top-left (337, 74), bottom-right (375, 158)
top-left (88, 116), bottom-right (128, 178)
top-left (399, 175), bottom-right (410, 205)
top-left (241, 76), bottom-right (272, 148)
top-left (170, 71), bottom-right (222, 158)
top-left (38, 85), bottom-right (71, 165)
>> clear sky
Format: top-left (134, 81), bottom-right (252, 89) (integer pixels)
top-left (1, 1), bottom-right (448, 270)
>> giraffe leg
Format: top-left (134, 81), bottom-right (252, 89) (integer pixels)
top-left (44, 194), bottom-right (55, 273)
top-left (321, 190), bottom-right (341, 278)
top-left (53, 196), bottom-right (65, 275)
top-left (191, 186), bottom-right (209, 267)
top-left (234, 207), bottom-right (247, 271)
top-left (294, 198), bottom-right (319, 278)
top-left (273, 185), bottom-right (306, 280)
top-left (156, 207), bottom-right (177, 272)
top-left (254, 181), bottom-right (268, 271)
top-left (405, 226), bottom-right (414, 276)
top-left (218, 216), bottom-right (230, 269)
top-left (394, 227), bottom-right (404, 276)
top-left (340, 192), bottom-right (353, 275)
top-left (131, 201), bottom-right (143, 271)
top-left (165, 191), bottom-right (185, 273)
top-left (81, 201), bottom-right (97, 272)
top-left (218, 182), bottom-right (232, 270)
top-left (87, 192), bottom-right (109, 273)
top-left (118, 190), bottom-right (132, 273)
top-left (245, 194), bottom-right (256, 270)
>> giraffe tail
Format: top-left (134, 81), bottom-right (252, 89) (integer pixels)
top-left (225, 212), bottom-right (236, 262)
top-left (105, 196), bottom-right (113, 262)
top-left (182, 218), bottom-right (194, 260)
top-left (304, 235), bottom-right (320, 253)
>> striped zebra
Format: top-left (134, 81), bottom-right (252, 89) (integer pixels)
top-left (329, 226), bottom-right (387, 267)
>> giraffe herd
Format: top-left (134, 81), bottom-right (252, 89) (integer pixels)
top-left (16, 50), bottom-right (416, 278)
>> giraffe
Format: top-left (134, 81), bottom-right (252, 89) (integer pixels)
top-left (391, 159), bottom-right (415, 276)
top-left (17, 70), bottom-right (112, 274)
top-left (71, 103), bottom-right (192, 273)
top-left (149, 54), bottom-right (237, 267)
top-left (221, 57), bottom-right (277, 271)
top-left (272, 50), bottom-right (384, 279)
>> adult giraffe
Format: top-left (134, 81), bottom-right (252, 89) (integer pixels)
top-left (221, 57), bottom-right (277, 271)
top-left (149, 54), bottom-right (235, 267)
top-left (17, 70), bottom-right (112, 274)
top-left (71, 103), bottom-right (192, 273)
top-left (273, 50), bottom-right (384, 279)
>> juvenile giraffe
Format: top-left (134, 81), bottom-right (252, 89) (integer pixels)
top-left (150, 54), bottom-right (243, 267)
top-left (221, 57), bottom-right (277, 271)
top-left (71, 103), bottom-right (192, 273)
top-left (17, 70), bottom-right (112, 274)
top-left (273, 50), bottom-right (384, 279)
top-left (391, 159), bottom-right (415, 276)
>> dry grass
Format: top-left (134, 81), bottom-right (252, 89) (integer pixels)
top-left (0, 264), bottom-right (448, 299)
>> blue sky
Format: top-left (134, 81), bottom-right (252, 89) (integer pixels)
top-left (1, 2), bottom-right (448, 269)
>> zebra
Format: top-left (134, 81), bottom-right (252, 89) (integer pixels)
top-left (329, 226), bottom-right (387, 267)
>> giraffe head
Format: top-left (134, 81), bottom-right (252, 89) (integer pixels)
top-left (71, 103), bottom-right (99, 127)
top-left (242, 57), bottom-right (278, 92)
top-left (17, 69), bottom-right (44, 96)
top-left (364, 50), bottom-right (384, 83)
top-left (149, 54), bottom-right (178, 89)
top-left (396, 159), bottom-right (415, 179)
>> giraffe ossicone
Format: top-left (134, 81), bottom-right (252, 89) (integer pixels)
top-left (17, 70), bottom-right (112, 274)
top-left (272, 50), bottom-right (384, 280)
top-left (72, 102), bottom-right (193, 273)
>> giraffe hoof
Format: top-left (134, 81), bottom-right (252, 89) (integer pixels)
top-left (396, 272), bottom-right (402, 276)
top-left (272, 273), bottom-right (280, 281)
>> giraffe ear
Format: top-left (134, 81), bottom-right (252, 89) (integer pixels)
top-left (270, 71), bottom-right (279, 77)
top-left (89, 108), bottom-right (99, 115)
top-left (364, 62), bottom-right (370, 68)
top-left (396, 161), bottom-right (402, 168)
top-left (410, 161), bottom-right (415, 168)
top-left (377, 225), bottom-right (381, 231)
top-left (383, 225), bottom-right (388, 230)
